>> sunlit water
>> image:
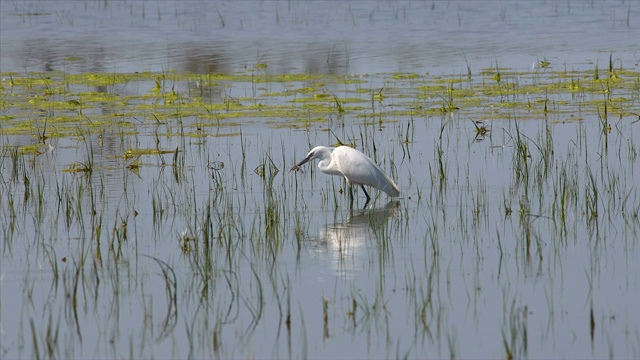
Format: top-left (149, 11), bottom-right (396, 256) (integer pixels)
top-left (1, 1), bottom-right (640, 359)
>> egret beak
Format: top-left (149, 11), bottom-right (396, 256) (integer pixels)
top-left (290, 153), bottom-right (313, 172)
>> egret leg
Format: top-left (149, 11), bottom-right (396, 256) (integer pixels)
top-left (348, 186), bottom-right (355, 208)
top-left (360, 185), bottom-right (371, 208)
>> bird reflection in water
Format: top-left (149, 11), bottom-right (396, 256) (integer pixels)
top-left (309, 200), bottom-right (400, 279)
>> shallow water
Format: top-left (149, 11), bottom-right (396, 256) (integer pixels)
top-left (2, 0), bottom-right (639, 74)
top-left (2, 1), bottom-right (640, 359)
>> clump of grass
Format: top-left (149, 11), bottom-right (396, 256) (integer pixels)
top-left (469, 117), bottom-right (490, 141)
top-left (331, 91), bottom-right (344, 113)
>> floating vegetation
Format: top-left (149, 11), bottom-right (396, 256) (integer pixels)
top-left (1, 65), bottom-right (638, 144)
top-left (123, 148), bottom-right (176, 159)
top-left (1, 61), bottom-right (639, 359)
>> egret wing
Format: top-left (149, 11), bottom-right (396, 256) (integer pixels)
top-left (332, 147), bottom-right (400, 197)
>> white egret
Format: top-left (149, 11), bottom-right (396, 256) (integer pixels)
top-left (290, 146), bottom-right (400, 206)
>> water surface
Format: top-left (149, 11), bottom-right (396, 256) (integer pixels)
top-left (1, 1), bottom-right (640, 359)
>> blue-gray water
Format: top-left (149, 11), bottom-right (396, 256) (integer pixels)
top-left (2, 1), bottom-right (638, 75)
top-left (1, 1), bottom-right (640, 359)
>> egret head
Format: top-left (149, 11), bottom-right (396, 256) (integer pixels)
top-left (289, 146), bottom-right (332, 172)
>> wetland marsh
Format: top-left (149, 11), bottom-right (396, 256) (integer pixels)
top-left (1, 1), bottom-right (640, 359)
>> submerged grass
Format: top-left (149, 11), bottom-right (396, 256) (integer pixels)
top-left (1, 65), bottom-right (638, 142)
top-left (1, 60), bottom-right (639, 359)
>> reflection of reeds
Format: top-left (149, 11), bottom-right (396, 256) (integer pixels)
top-left (2, 58), bottom-right (640, 359)
top-left (501, 301), bottom-right (528, 360)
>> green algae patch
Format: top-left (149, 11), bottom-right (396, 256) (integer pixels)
top-left (210, 132), bottom-right (243, 138)
top-left (14, 144), bottom-right (52, 156)
top-left (123, 148), bottom-right (177, 159)
top-left (1, 64), bottom-right (639, 145)
top-left (61, 162), bottom-right (93, 173)
top-left (392, 73), bottom-right (420, 80)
